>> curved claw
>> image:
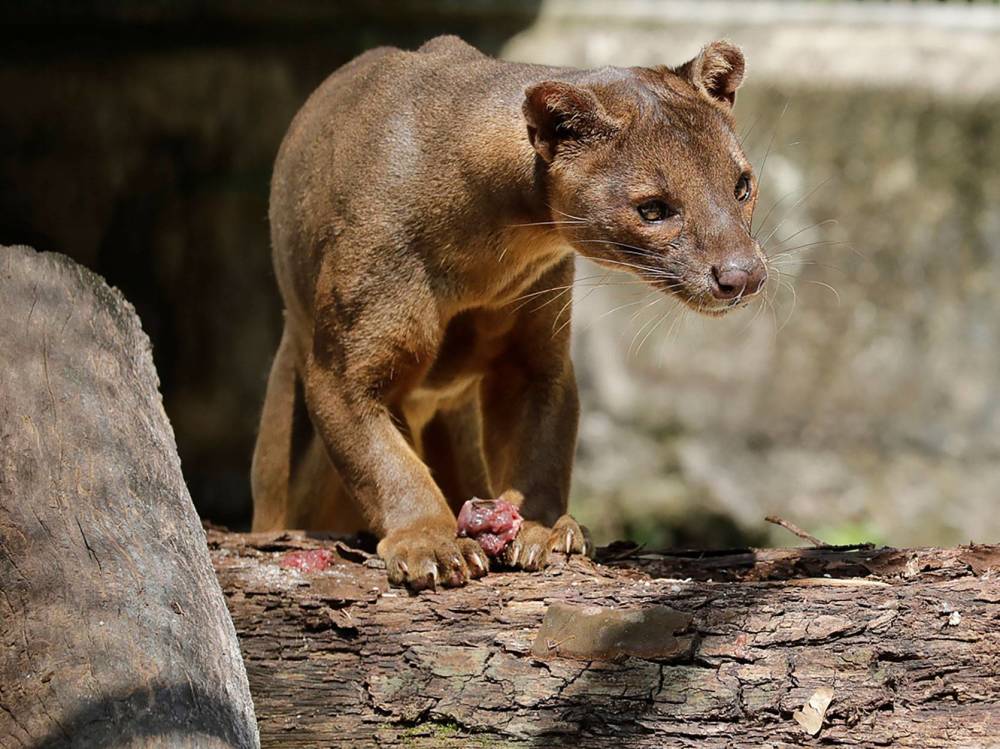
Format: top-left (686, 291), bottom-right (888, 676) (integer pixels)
top-left (502, 514), bottom-right (591, 571)
top-left (378, 526), bottom-right (484, 591)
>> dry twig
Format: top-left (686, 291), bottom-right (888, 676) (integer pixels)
top-left (765, 515), bottom-right (830, 547)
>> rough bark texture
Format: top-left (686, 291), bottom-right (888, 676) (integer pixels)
top-left (0, 246), bottom-right (259, 748)
top-left (212, 531), bottom-right (1000, 748)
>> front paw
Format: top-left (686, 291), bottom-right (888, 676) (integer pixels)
top-left (377, 526), bottom-right (489, 591)
top-left (501, 514), bottom-right (592, 571)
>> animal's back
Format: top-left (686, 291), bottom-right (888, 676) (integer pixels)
top-left (268, 37), bottom-right (510, 327)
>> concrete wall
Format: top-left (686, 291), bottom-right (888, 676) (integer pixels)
top-left (504, 1), bottom-right (1000, 546)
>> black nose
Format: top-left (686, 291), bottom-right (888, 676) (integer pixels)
top-left (710, 260), bottom-right (767, 300)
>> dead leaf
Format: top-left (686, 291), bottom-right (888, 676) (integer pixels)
top-left (793, 686), bottom-right (834, 736)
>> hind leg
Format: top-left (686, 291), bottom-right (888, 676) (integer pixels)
top-left (285, 429), bottom-right (366, 533)
top-left (251, 324), bottom-right (365, 532)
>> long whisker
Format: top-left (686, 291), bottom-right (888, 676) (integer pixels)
top-left (768, 239), bottom-right (848, 259)
top-left (650, 303), bottom-right (691, 363)
top-left (753, 185), bottom-right (801, 240)
top-left (573, 251), bottom-right (688, 286)
top-left (739, 286), bottom-right (769, 334)
top-left (596, 292), bottom-right (658, 321)
top-left (771, 272), bottom-right (798, 330)
top-left (506, 219), bottom-right (586, 228)
top-left (550, 273), bottom-right (609, 337)
top-left (514, 278), bottom-right (648, 315)
top-left (572, 254), bottom-right (667, 277)
top-left (803, 279), bottom-right (842, 305)
top-left (566, 292), bottom-right (662, 339)
top-left (740, 111), bottom-right (763, 147)
top-left (634, 301), bottom-right (679, 356)
top-left (765, 218), bottom-right (839, 249)
top-left (662, 304), bottom-right (691, 346)
top-left (548, 206), bottom-right (591, 223)
top-left (767, 258), bottom-right (847, 276)
top-left (754, 99), bottom-right (789, 206)
top-left (628, 295), bottom-right (664, 325)
top-left (509, 272), bottom-right (629, 303)
top-left (573, 238), bottom-right (662, 258)
top-left (757, 178), bottom-right (833, 247)
top-left (627, 301), bottom-right (667, 356)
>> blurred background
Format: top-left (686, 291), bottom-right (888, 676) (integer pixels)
top-left (3, 0), bottom-right (999, 548)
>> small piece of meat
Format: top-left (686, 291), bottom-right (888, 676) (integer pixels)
top-left (457, 498), bottom-right (523, 557)
top-left (279, 548), bottom-right (336, 573)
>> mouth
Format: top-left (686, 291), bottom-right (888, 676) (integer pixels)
top-left (654, 280), bottom-right (748, 318)
top-left (594, 249), bottom-right (763, 319)
top-left (696, 297), bottom-right (749, 317)
top-left (687, 299), bottom-right (738, 318)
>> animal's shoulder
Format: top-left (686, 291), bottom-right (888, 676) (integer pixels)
top-left (416, 35), bottom-right (486, 60)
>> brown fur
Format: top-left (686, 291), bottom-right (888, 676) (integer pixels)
top-left (251, 36), bottom-right (765, 589)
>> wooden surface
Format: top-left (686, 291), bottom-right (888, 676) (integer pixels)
top-left (0, 246), bottom-right (259, 749)
top-left (211, 530), bottom-right (1000, 748)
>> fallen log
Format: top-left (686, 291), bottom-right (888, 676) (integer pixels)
top-left (211, 530), bottom-right (1000, 748)
top-left (0, 246), bottom-right (259, 748)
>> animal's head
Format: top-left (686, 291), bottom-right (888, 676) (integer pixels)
top-left (523, 41), bottom-right (766, 316)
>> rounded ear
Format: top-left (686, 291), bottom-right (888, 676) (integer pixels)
top-left (522, 81), bottom-right (616, 163)
top-left (674, 40), bottom-right (746, 109)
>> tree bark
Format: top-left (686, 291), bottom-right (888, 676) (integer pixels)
top-left (0, 246), bottom-right (259, 749)
top-left (212, 530), bottom-right (1000, 748)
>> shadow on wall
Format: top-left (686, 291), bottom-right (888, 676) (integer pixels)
top-left (0, 1), bottom-right (542, 527)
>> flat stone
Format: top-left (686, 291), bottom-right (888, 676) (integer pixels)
top-left (531, 601), bottom-right (694, 661)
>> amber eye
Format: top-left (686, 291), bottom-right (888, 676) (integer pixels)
top-left (637, 200), bottom-right (672, 223)
top-left (735, 173), bottom-right (753, 203)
